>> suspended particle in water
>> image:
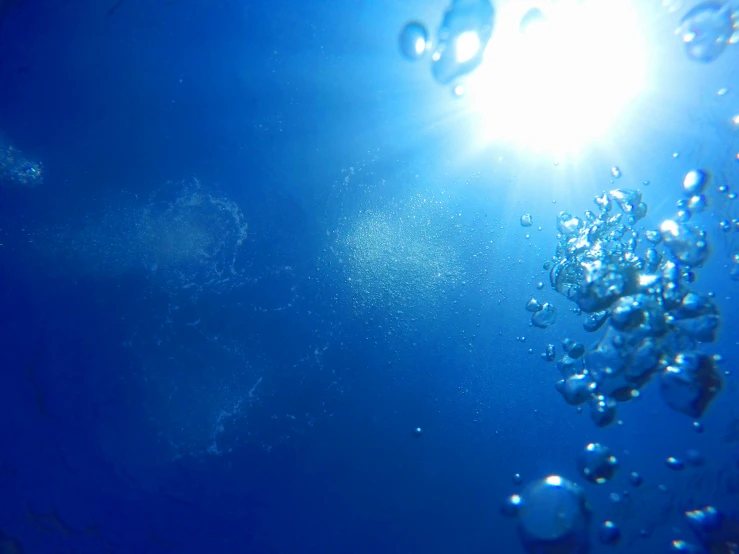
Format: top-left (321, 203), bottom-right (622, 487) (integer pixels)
top-left (513, 473), bottom-right (523, 485)
top-left (520, 213), bottom-right (533, 227)
top-left (629, 471), bottom-right (643, 487)
top-left (0, 140), bottom-right (44, 188)
top-left (611, 166), bottom-right (622, 179)
top-left (677, 2), bottom-right (737, 63)
top-left (399, 21), bottom-right (429, 61)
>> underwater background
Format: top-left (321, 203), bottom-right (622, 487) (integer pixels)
top-left (1, 0), bottom-right (738, 552)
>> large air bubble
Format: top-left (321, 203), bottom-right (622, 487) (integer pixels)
top-left (513, 475), bottom-right (592, 554)
top-left (677, 2), bottom-right (738, 63)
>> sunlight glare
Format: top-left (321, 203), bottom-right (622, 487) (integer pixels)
top-left (464, 0), bottom-right (648, 156)
top-left (456, 31), bottom-right (482, 63)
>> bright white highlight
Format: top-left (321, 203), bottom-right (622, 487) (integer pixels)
top-left (660, 219), bottom-right (679, 238)
top-left (465, 0), bottom-right (648, 156)
top-left (545, 475), bottom-right (564, 486)
top-left (456, 31), bottom-right (482, 63)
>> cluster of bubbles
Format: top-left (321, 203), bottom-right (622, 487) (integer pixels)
top-left (679, 506), bottom-right (739, 553)
top-left (706, 175), bottom-right (739, 282)
top-left (0, 136), bottom-right (43, 188)
top-left (544, 186), bottom-right (723, 423)
top-left (37, 178), bottom-right (249, 295)
top-left (675, 167), bottom-right (739, 281)
top-left (503, 181), bottom-right (736, 552)
top-left (503, 445), bottom-right (738, 552)
top-left (676, 1), bottom-right (739, 63)
top-left (398, 0), bottom-right (495, 88)
top-left (502, 441), bottom-right (737, 551)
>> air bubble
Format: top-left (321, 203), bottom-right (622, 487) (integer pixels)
top-left (431, 0), bottom-right (495, 84)
top-left (514, 476), bottom-right (591, 553)
top-left (577, 443), bottom-right (618, 484)
top-left (677, 2), bottom-right (737, 63)
top-left (532, 303), bottom-right (557, 328)
top-left (399, 22), bottom-right (429, 61)
top-left (683, 169), bottom-right (709, 195)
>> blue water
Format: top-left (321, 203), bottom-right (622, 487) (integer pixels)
top-left (1, 1), bottom-right (738, 553)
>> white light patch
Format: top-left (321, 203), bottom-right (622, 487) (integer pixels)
top-left (464, 0), bottom-right (648, 156)
top-left (456, 31), bottom-right (482, 63)
top-left (545, 475), bottom-right (564, 486)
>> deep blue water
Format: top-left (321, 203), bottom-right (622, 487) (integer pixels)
top-left (1, 1), bottom-right (739, 553)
